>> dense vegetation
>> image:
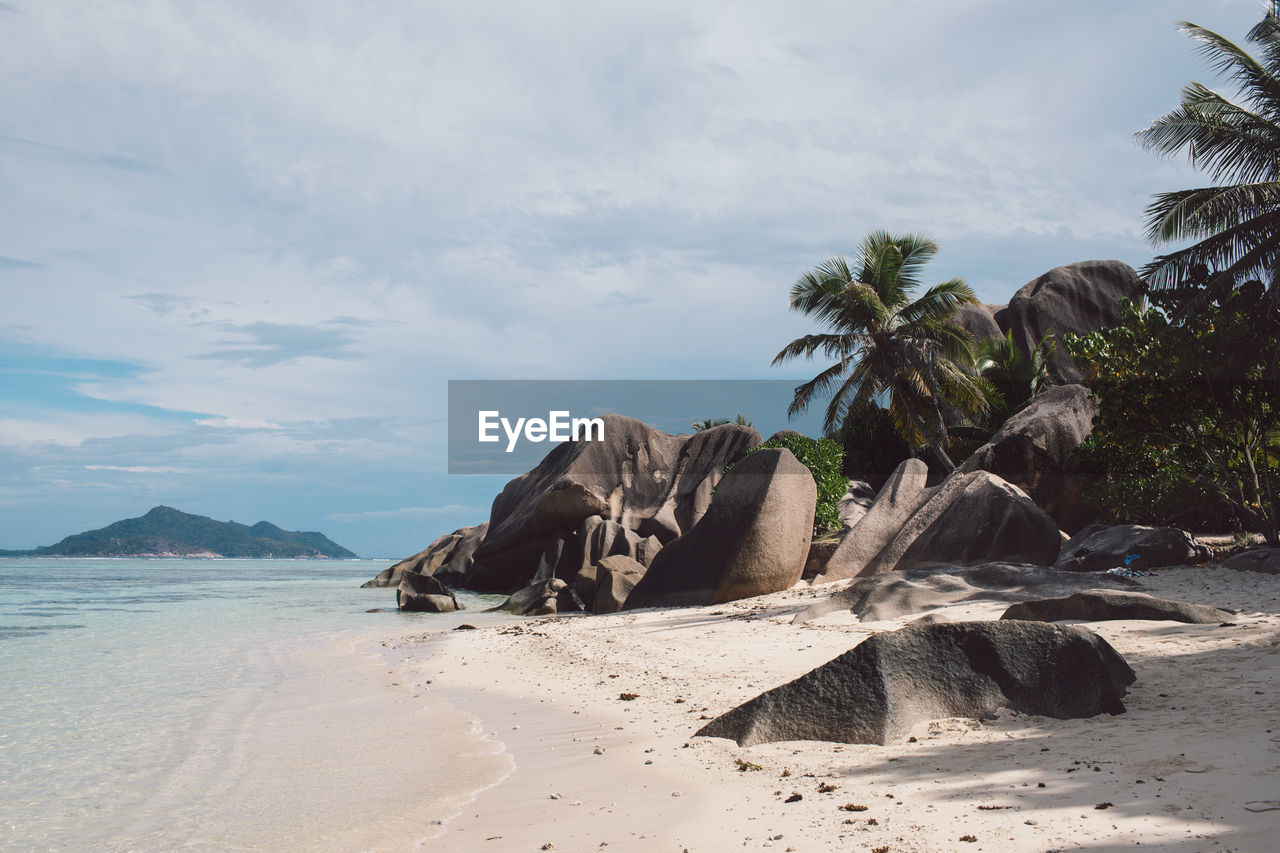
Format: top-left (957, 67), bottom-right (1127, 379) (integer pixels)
top-left (1065, 285), bottom-right (1279, 543)
top-left (17, 505), bottom-right (358, 558)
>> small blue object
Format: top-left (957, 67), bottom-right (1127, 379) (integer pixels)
top-left (1123, 553), bottom-right (1141, 566)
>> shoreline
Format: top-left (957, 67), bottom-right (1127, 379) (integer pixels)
top-left (395, 565), bottom-right (1280, 852)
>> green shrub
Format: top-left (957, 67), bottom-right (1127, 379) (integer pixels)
top-left (727, 433), bottom-right (846, 535)
top-left (1076, 435), bottom-right (1241, 530)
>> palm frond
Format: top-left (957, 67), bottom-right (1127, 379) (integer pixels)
top-left (1179, 17), bottom-right (1280, 112)
top-left (785, 357), bottom-right (851, 419)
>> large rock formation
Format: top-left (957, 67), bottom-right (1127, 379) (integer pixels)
top-left (1221, 547), bottom-right (1280, 575)
top-left (794, 563), bottom-right (1142, 624)
top-left (1001, 589), bottom-right (1233, 624)
top-left (816, 458), bottom-right (930, 582)
top-left (623, 448), bottom-right (815, 609)
top-left (817, 464), bottom-right (1060, 581)
top-left (364, 523), bottom-right (488, 588)
top-left (466, 415), bottom-right (759, 592)
top-left (960, 384), bottom-right (1097, 532)
top-left (864, 470), bottom-right (1061, 574)
top-left (697, 621), bottom-right (1135, 746)
top-left (396, 572), bottom-right (464, 612)
top-left (995, 260), bottom-right (1140, 383)
top-left (1055, 524), bottom-right (1210, 572)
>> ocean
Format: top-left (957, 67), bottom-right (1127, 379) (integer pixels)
top-left (0, 558), bottom-right (513, 852)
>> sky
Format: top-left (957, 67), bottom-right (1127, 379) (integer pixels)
top-left (0, 0), bottom-right (1264, 558)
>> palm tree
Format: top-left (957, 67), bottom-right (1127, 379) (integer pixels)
top-left (975, 330), bottom-right (1058, 426)
top-left (691, 414), bottom-right (753, 432)
top-left (773, 231), bottom-right (988, 472)
top-left (1137, 2), bottom-right (1280, 304)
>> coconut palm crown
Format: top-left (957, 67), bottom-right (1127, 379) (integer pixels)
top-left (1137, 2), bottom-right (1280, 302)
top-left (772, 231), bottom-right (988, 471)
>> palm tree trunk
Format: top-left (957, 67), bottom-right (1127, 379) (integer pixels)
top-left (904, 406), bottom-right (957, 475)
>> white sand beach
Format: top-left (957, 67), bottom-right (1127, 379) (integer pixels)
top-left (390, 565), bottom-right (1280, 852)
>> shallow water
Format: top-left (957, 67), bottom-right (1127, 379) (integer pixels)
top-left (0, 558), bottom-right (511, 851)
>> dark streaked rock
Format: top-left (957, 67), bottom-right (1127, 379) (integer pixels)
top-left (794, 562), bottom-right (1141, 624)
top-left (697, 621), bottom-right (1135, 746)
top-left (467, 415), bottom-right (759, 592)
top-left (1055, 524), bottom-right (1210, 572)
top-left (396, 572), bottom-right (464, 612)
top-left (1001, 589), bottom-right (1233, 624)
top-left (996, 260), bottom-right (1140, 383)
top-left (1221, 547), bottom-right (1280, 575)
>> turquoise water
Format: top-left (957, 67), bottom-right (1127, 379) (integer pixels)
top-left (0, 558), bottom-right (510, 851)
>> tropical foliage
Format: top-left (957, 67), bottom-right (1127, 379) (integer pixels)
top-left (975, 330), bottom-right (1058, 426)
top-left (773, 231), bottom-right (988, 472)
top-left (1136, 2), bottom-right (1280, 305)
top-left (1063, 285), bottom-right (1280, 543)
top-left (691, 414), bottom-right (753, 432)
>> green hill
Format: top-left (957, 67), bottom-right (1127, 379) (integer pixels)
top-left (10, 506), bottom-right (357, 558)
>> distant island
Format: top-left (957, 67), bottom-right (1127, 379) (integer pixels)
top-left (0, 506), bottom-right (358, 558)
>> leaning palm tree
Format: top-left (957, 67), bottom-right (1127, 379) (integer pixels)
top-left (773, 231), bottom-right (988, 472)
top-left (1137, 2), bottom-right (1280, 304)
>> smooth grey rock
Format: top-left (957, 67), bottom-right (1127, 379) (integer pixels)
top-left (950, 302), bottom-right (1005, 341)
top-left (995, 260), bottom-right (1140, 383)
top-left (1221, 547), bottom-right (1280, 574)
top-left (623, 448), bottom-right (815, 609)
top-left (960, 385), bottom-right (1098, 532)
top-left (816, 458), bottom-right (930, 582)
top-left (837, 479), bottom-right (876, 531)
top-left (876, 470), bottom-right (1061, 573)
top-left (396, 572), bottom-right (464, 612)
top-left (794, 562), bottom-right (1142, 624)
top-left (593, 555), bottom-right (647, 614)
top-left (696, 621), bottom-right (1135, 746)
top-left (1001, 589), bottom-right (1233, 624)
top-left (468, 415), bottom-right (759, 591)
top-left (1055, 524), bottom-right (1210, 572)
top-left (498, 577), bottom-right (579, 616)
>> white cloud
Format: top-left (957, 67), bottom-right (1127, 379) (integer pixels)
top-left (84, 465), bottom-right (188, 473)
top-left (192, 417), bottom-right (285, 430)
top-left (0, 0), bottom-right (1267, 555)
top-left (325, 505), bottom-right (484, 523)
